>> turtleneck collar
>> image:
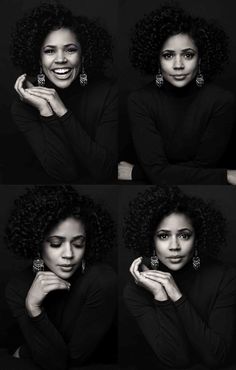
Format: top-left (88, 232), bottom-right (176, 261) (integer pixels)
top-left (160, 78), bottom-right (200, 98)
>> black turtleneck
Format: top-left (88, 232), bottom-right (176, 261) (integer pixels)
top-left (3, 264), bottom-right (117, 370)
top-left (124, 258), bottom-right (236, 369)
top-left (11, 77), bottom-right (117, 184)
top-left (128, 81), bottom-right (236, 184)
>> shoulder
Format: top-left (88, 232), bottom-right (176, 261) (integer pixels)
top-left (83, 263), bottom-right (117, 290)
top-left (128, 82), bottom-right (157, 103)
top-left (201, 258), bottom-right (236, 294)
top-left (86, 78), bottom-right (117, 101)
top-left (200, 83), bottom-right (236, 106)
top-left (5, 266), bottom-right (34, 315)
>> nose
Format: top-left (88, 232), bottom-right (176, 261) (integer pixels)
top-left (62, 243), bottom-right (73, 259)
top-left (55, 50), bottom-right (67, 64)
top-left (173, 55), bottom-right (184, 70)
top-left (169, 236), bottom-right (181, 251)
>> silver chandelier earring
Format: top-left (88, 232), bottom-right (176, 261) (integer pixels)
top-left (155, 68), bottom-right (164, 88)
top-left (37, 66), bottom-right (45, 87)
top-left (150, 251), bottom-right (159, 270)
top-left (32, 255), bottom-right (44, 273)
top-left (196, 64), bottom-right (204, 88)
top-left (79, 57), bottom-right (88, 87)
top-left (192, 249), bottom-right (200, 271)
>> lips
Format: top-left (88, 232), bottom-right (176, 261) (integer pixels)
top-left (52, 68), bottom-right (72, 75)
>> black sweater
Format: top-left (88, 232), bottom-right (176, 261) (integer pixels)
top-left (124, 259), bottom-right (236, 369)
top-left (11, 78), bottom-right (117, 184)
top-left (4, 264), bottom-right (117, 370)
top-left (129, 81), bottom-right (236, 184)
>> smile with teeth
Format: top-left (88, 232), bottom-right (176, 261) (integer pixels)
top-left (52, 68), bottom-right (72, 75)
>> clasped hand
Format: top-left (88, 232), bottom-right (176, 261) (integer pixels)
top-left (25, 271), bottom-right (71, 317)
top-left (15, 74), bottom-right (68, 117)
top-left (130, 257), bottom-right (182, 302)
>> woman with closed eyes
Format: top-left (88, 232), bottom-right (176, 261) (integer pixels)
top-left (1, 185), bottom-right (117, 370)
top-left (118, 4), bottom-right (236, 185)
top-left (9, 2), bottom-right (117, 184)
top-left (124, 186), bottom-right (236, 369)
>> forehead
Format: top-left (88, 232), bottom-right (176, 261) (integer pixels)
top-left (157, 212), bottom-right (193, 230)
top-left (161, 33), bottom-right (197, 51)
top-left (42, 27), bottom-right (79, 46)
top-left (48, 217), bottom-right (85, 236)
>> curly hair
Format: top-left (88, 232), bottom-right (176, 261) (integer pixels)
top-left (10, 2), bottom-right (113, 77)
top-left (124, 186), bottom-right (226, 259)
top-left (5, 185), bottom-right (115, 263)
top-left (130, 4), bottom-right (229, 80)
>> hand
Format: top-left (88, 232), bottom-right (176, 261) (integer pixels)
top-left (142, 270), bottom-right (182, 302)
top-left (227, 170), bottom-right (236, 185)
top-left (129, 257), bottom-right (168, 301)
top-left (26, 87), bottom-right (68, 117)
top-left (14, 74), bottom-right (53, 117)
top-left (13, 347), bottom-right (20, 358)
top-left (25, 271), bottom-right (71, 317)
top-left (118, 161), bottom-right (134, 180)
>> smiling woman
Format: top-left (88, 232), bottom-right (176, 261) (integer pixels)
top-left (9, 2), bottom-right (117, 184)
top-left (0, 185), bottom-right (117, 370)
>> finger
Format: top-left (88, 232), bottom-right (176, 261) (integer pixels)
top-left (43, 283), bottom-right (71, 294)
top-left (25, 80), bottom-right (34, 88)
top-left (28, 87), bottom-right (55, 95)
top-left (130, 257), bottom-right (142, 276)
top-left (15, 75), bottom-right (26, 98)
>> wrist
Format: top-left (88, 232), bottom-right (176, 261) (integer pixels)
top-left (154, 291), bottom-right (168, 301)
top-left (25, 299), bottom-right (42, 317)
top-left (56, 107), bottom-right (68, 117)
top-left (40, 108), bottom-right (53, 117)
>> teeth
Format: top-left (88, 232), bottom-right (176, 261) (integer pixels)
top-left (53, 68), bottom-right (71, 74)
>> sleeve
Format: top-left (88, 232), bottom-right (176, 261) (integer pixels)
top-left (67, 269), bottom-right (117, 366)
top-left (174, 270), bottom-right (236, 368)
top-left (58, 82), bottom-right (118, 183)
top-left (124, 283), bottom-right (191, 368)
top-left (5, 279), bottom-right (68, 370)
top-left (128, 91), bottom-right (235, 185)
top-left (11, 101), bottom-right (78, 182)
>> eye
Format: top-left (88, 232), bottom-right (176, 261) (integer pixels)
top-left (66, 47), bottom-right (79, 54)
top-left (178, 232), bottom-right (192, 240)
top-left (184, 52), bottom-right (195, 60)
top-left (162, 53), bottom-right (174, 60)
top-left (43, 49), bottom-right (55, 55)
top-left (157, 233), bottom-right (169, 240)
top-left (47, 236), bottom-right (63, 247)
top-left (72, 236), bottom-right (86, 247)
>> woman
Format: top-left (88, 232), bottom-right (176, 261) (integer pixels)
top-left (1, 185), bottom-right (117, 370)
top-left (10, 2), bottom-right (117, 184)
top-left (124, 186), bottom-right (236, 369)
top-left (119, 4), bottom-right (236, 184)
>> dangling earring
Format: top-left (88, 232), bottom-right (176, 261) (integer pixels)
top-left (37, 66), bottom-right (45, 87)
top-left (150, 250), bottom-right (159, 270)
top-left (32, 255), bottom-right (44, 273)
top-left (155, 68), bottom-right (164, 88)
top-left (79, 57), bottom-right (88, 86)
top-left (81, 259), bottom-right (86, 274)
top-left (196, 64), bottom-right (204, 88)
top-left (192, 249), bottom-right (200, 270)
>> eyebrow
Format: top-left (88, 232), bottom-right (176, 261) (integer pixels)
top-left (156, 228), bottom-right (193, 232)
top-left (47, 234), bottom-right (86, 241)
top-left (43, 43), bottom-right (79, 48)
top-left (161, 48), bottom-right (196, 53)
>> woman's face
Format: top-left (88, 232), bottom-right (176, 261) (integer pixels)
top-left (42, 217), bottom-right (86, 279)
top-left (40, 28), bottom-right (81, 89)
top-left (159, 33), bottom-right (199, 88)
top-left (154, 212), bottom-right (195, 271)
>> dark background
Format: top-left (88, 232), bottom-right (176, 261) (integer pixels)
top-left (119, 185), bottom-right (236, 369)
top-left (0, 184), bottom-right (119, 351)
top-left (118, 0), bottom-right (236, 161)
